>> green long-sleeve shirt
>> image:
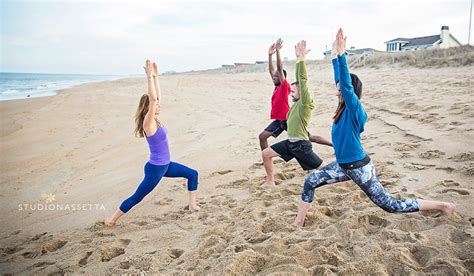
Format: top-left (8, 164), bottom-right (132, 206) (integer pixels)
top-left (286, 60), bottom-right (314, 140)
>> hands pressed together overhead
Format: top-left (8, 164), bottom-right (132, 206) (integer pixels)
top-left (295, 40), bottom-right (311, 60)
top-left (269, 38), bottom-right (284, 55)
top-left (144, 59), bottom-right (159, 78)
top-left (335, 28), bottom-right (347, 56)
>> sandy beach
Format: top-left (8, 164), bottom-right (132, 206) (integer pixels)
top-left (1, 51), bottom-right (473, 274)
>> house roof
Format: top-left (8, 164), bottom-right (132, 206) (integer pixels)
top-left (385, 35), bottom-right (441, 46)
top-left (385, 37), bottom-right (410, 43)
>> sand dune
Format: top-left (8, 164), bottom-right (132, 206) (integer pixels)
top-left (0, 56), bottom-right (473, 273)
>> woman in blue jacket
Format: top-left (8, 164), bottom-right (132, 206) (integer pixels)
top-left (292, 29), bottom-right (456, 227)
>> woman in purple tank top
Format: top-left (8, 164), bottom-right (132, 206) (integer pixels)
top-left (105, 60), bottom-right (200, 226)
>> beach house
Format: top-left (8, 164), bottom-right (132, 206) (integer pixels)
top-left (384, 26), bottom-right (462, 52)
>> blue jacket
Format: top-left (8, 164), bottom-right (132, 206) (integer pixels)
top-left (331, 54), bottom-right (367, 164)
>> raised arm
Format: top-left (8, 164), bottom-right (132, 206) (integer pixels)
top-left (335, 28), bottom-right (360, 112)
top-left (152, 62), bottom-right (162, 103)
top-left (143, 60), bottom-right (158, 134)
top-left (275, 38), bottom-right (285, 83)
top-left (268, 43), bottom-right (276, 79)
top-left (295, 40), bottom-right (311, 105)
top-left (331, 39), bottom-right (340, 84)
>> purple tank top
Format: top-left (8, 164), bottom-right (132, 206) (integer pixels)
top-left (146, 127), bottom-right (171, 166)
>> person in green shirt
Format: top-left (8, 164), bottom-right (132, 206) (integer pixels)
top-left (262, 40), bottom-right (330, 187)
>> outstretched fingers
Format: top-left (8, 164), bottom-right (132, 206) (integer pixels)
top-left (276, 38), bottom-right (283, 49)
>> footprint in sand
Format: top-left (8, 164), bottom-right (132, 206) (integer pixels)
top-left (419, 150), bottom-right (445, 159)
top-left (274, 172), bottom-right (296, 181)
top-left (95, 231), bottom-right (115, 238)
top-left (216, 177), bottom-right (249, 188)
top-left (461, 165), bottom-right (474, 176)
top-left (449, 121), bottom-right (464, 126)
top-left (440, 188), bottom-right (470, 196)
top-left (22, 251), bottom-right (40, 259)
top-left (449, 229), bottom-right (470, 243)
top-left (169, 248), bottom-right (185, 259)
top-left (409, 245), bottom-right (439, 267)
top-left (132, 220), bottom-right (149, 226)
top-left (118, 238), bottom-right (131, 246)
top-left (435, 166), bottom-right (456, 173)
top-left (42, 239), bottom-right (67, 253)
top-left (78, 251), bottom-right (93, 266)
top-left (449, 152), bottom-right (474, 162)
top-left (154, 197), bottom-right (174, 206)
top-left (439, 180), bottom-right (460, 187)
top-left (100, 246), bottom-right (125, 262)
top-left (403, 162), bottom-right (435, 171)
top-left (245, 233), bottom-right (271, 244)
top-left (317, 206), bottom-right (345, 219)
top-left (280, 188), bottom-right (299, 197)
top-left (211, 169), bottom-right (233, 176)
top-left (394, 143), bottom-right (420, 152)
top-left (234, 244), bottom-right (248, 253)
top-left (399, 152), bottom-right (413, 159)
top-left (197, 234), bottom-right (229, 259)
top-left (119, 261), bottom-right (132, 269)
top-left (1, 245), bottom-right (24, 255)
top-left (357, 214), bottom-right (390, 233)
top-left (32, 261), bottom-right (56, 268)
top-left (31, 232), bottom-right (47, 241)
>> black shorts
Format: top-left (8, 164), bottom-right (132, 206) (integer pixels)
top-left (270, 140), bottom-right (323, 171)
top-left (264, 120), bottom-right (287, 138)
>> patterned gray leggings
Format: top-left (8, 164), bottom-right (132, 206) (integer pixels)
top-left (302, 161), bottom-right (419, 213)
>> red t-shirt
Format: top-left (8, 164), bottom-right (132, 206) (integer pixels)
top-left (270, 79), bottom-right (291, 120)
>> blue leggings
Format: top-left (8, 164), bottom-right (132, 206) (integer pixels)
top-left (302, 161), bottom-right (419, 213)
top-left (120, 161), bottom-right (198, 213)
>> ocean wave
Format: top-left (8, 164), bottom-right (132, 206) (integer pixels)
top-left (1, 89), bottom-right (21, 95)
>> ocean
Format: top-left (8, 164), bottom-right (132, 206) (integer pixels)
top-left (0, 72), bottom-right (124, 101)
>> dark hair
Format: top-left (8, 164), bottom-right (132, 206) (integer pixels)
top-left (283, 69), bottom-right (287, 78)
top-left (291, 81), bottom-right (298, 86)
top-left (350, 73), bottom-right (362, 99)
top-left (333, 73), bottom-right (363, 124)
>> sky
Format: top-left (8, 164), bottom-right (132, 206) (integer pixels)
top-left (1, 0), bottom-right (472, 75)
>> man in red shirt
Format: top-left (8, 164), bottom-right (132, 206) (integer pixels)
top-left (259, 38), bottom-right (291, 150)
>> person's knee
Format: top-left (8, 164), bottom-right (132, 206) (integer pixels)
top-left (120, 195), bottom-right (142, 213)
top-left (187, 169), bottom-right (199, 191)
top-left (259, 131), bottom-right (270, 141)
top-left (304, 170), bottom-right (324, 187)
top-left (303, 174), bottom-right (314, 191)
top-left (262, 148), bottom-right (273, 160)
top-left (301, 178), bottom-right (315, 203)
top-left (190, 169), bottom-right (198, 180)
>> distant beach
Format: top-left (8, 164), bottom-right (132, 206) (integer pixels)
top-left (0, 73), bottom-right (124, 101)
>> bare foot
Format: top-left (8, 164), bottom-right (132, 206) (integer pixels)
top-left (189, 204), bottom-right (201, 212)
top-left (291, 218), bottom-right (305, 228)
top-left (104, 218), bottom-right (115, 227)
top-left (261, 181), bottom-right (276, 188)
top-left (442, 202), bottom-right (456, 215)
